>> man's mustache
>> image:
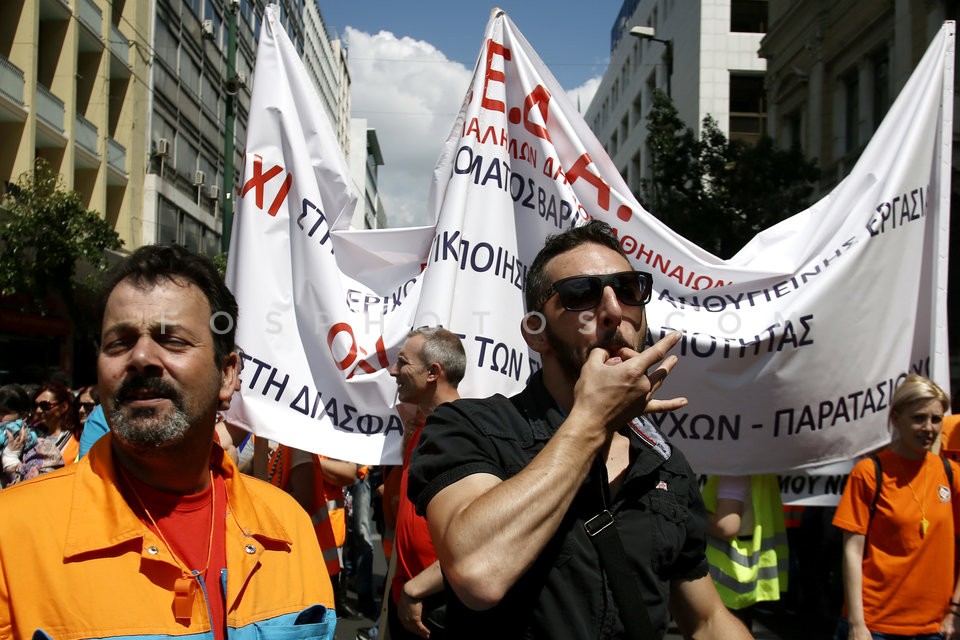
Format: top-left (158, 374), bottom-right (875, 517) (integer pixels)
top-left (114, 376), bottom-right (180, 404)
top-left (594, 331), bottom-right (631, 352)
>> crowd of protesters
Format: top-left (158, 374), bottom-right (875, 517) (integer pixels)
top-left (0, 380), bottom-right (84, 486)
top-left (0, 234), bottom-right (958, 640)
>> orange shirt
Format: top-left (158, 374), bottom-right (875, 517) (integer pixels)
top-left (833, 449), bottom-right (960, 635)
top-left (940, 414), bottom-right (960, 462)
top-left (391, 422), bottom-right (437, 605)
top-left (60, 432), bottom-right (80, 465)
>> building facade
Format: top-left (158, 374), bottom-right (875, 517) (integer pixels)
top-left (0, 0), bottom-right (366, 381)
top-left (302, 0), bottom-right (350, 153)
top-left (585, 0), bottom-right (768, 197)
top-left (759, 0), bottom-right (960, 388)
top-left (760, 0), bottom-right (958, 191)
top-left (0, 0), bottom-right (358, 255)
top-left (348, 118), bottom-right (385, 229)
top-left (0, 0), bottom-right (152, 249)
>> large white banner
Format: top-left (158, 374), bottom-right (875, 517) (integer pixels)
top-left (226, 7), bottom-right (953, 473)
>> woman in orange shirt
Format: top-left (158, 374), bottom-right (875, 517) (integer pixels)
top-left (833, 374), bottom-right (959, 640)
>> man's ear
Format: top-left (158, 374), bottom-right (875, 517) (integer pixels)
top-left (219, 351), bottom-right (241, 409)
top-left (426, 362), bottom-right (442, 383)
top-left (520, 313), bottom-right (549, 354)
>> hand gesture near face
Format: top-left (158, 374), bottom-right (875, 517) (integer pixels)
top-left (572, 331), bottom-right (686, 434)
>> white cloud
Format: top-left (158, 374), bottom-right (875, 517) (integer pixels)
top-left (344, 28), bottom-right (471, 228)
top-left (566, 76), bottom-right (602, 115)
top-left (344, 29), bottom-right (605, 229)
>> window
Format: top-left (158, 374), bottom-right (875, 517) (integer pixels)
top-left (176, 136), bottom-right (198, 181)
top-left (181, 54), bottom-right (201, 100)
top-left (155, 21), bottom-right (177, 69)
top-left (157, 197), bottom-right (221, 256)
top-left (202, 229), bottom-right (219, 256)
top-left (729, 74), bottom-right (766, 145)
top-left (157, 199), bottom-right (179, 245)
top-left (785, 111), bottom-right (802, 150)
top-left (182, 215), bottom-right (202, 253)
top-left (731, 0), bottom-right (767, 33)
top-left (872, 51), bottom-right (890, 130)
top-left (843, 71), bottom-right (860, 152)
top-left (631, 94), bottom-right (642, 128)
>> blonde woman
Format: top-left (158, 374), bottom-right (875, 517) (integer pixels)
top-left (833, 374), bottom-right (959, 640)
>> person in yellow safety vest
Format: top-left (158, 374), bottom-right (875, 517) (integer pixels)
top-left (702, 474), bottom-right (789, 633)
top-left (267, 444), bottom-right (360, 618)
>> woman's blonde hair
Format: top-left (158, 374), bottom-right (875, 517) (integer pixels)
top-left (890, 373), bottom-right (949, 418)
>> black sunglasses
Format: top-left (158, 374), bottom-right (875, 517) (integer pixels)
top-left (34, 400), bottom-right (60, 412)
top-left (79, 402), bottom-right (96, 411)
top-left (538, 271), bottom-right (653, 312)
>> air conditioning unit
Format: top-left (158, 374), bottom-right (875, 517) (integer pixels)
top-left (194, 170), bottom-right (206, 186)
top-left (201, 20), bottom-right (215, 39)
top-left (207, 185), bottom-right (220, 200)
top-left (236, 71), bottom-right (247, 88)
top-left (155, 137), bottom-right (170, 157)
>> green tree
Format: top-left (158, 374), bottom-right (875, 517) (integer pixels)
top-left (640, 89), bottom-right (819, 258)
top-left (0, 159), bottom-right (123, 312)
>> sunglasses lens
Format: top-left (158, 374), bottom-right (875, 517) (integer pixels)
top-left (552, 272), bottom-right (651, 311)
top-left (555, 277), bottom-right (602, 311)
top-left (612, 273), bottom-right (648, 305)
top-left (36, 401), bottom-right (52, 411)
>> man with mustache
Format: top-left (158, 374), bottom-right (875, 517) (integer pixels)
top-left (0, 244), bottom-right (336, 640)
top-left (408, 221), bottom-right (751, 639)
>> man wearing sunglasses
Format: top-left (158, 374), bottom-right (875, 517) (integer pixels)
top-left (408, 221), bottom-right (750, 639)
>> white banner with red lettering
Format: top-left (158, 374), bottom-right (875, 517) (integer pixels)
top-left (226, 6), bottom-right (953, 473)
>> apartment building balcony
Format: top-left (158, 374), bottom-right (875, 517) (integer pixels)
top-left (106, 137), bottom-right (128, 185)
top-left (39, 0), bottom-right (71, 21)
top-left (77, 0), bottom-right (104, 52)
top-left (74, 113), bottom-right (99, 168)
top-left (109, 24), bottom-right (132, 76)
top-left (0, 55), bottom-right (27, 123)
top-left (36, 85), bottom-right (67, 147)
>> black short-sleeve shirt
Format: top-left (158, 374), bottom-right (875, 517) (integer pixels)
top-left (408, 371), bottom-right (709, 640)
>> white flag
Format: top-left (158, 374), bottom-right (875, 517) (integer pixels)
top-left (227, 7), bottom-right (953, 474)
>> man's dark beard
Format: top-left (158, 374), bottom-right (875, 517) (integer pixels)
top-left (544, 322), bottom-right (634, 382)
top-left (110, 376), bottom-right (190, 450)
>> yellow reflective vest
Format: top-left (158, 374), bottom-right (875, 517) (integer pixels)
top-left (702, 474), bottom-right (789, 609)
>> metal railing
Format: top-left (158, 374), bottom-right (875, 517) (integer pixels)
top-left (109, 24), bottom-right (130, 64)
top-left (36, 85), bottom-right (65, 132)
top-left (78, 0), bottom-right (103, 36)
top-left (75, 112), bottom-right (98, 155)
top-left (107, 137), bottom-right (126, 173)
top-left (0, 55), bottom-right (25, 106)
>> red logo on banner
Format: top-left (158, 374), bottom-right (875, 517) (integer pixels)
top-left (241, 154), bottom-right (293, 216)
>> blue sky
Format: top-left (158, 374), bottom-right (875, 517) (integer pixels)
top-left (316, 1), bottom-right (626, 226)
top-left (320, 2), bottom-right (624, 90)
